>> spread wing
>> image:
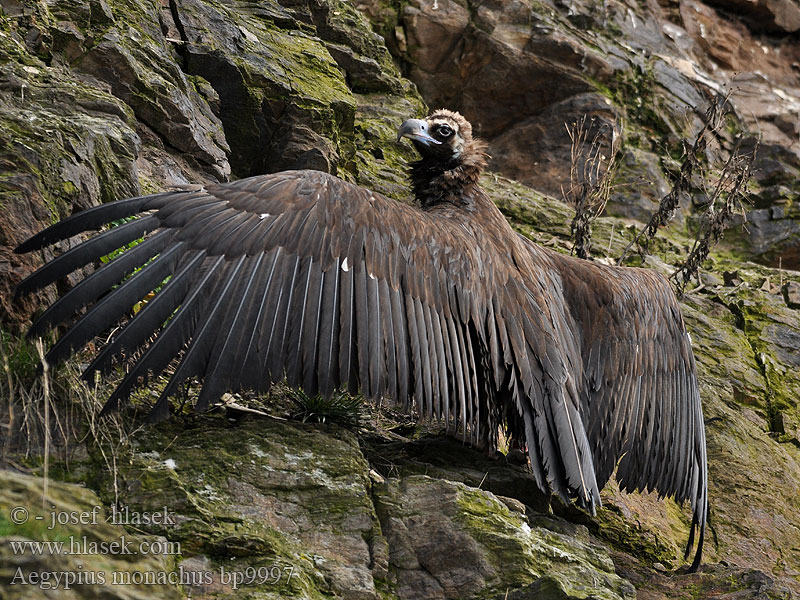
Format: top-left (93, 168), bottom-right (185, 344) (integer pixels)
top-left (15, 172), bottom-right (521, 447)
top-left (16, 171), bottom-right (481, 425)
top-left (547, 249), bottom-right (708, 569)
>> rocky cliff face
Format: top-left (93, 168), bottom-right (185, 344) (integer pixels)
top-left (362, 0), bottom-right (800, 268)
top-left (1, 0), bottom-right (799, 598)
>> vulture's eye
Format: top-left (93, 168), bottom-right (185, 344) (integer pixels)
top-left (436, 124), bottom-right (453, 138)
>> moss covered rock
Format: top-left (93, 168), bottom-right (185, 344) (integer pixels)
top-left (0, 470), bottom-right (182, 599)
top-left (373, 474), bottom-right (635, 599)
top-left (84, 415), bottom-right (387, 599)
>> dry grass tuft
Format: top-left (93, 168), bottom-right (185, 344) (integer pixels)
top-left (1, 330), bottom-right (137, 505)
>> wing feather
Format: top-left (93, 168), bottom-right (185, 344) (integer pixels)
top-left (338, 266), bottom-right (357, 394)
top-left (195, 256), bottom-right (260, 410)
top-left (540, 245), bottom-right (707, 568)
top-left (15, 194), bottom-right (171, 253)
top-left (82, 250), bottom-right (208, 380)
top-left (285, 256), bottom-right (313, 389)
top-left (16, 215), bottom-right (160, 298)
top-left (27, 229), bottom-right (175, 338)
top-left (379, 278), bottom-right (399, 403)
top-left (44, 241), bottom-right (184, 365)
top-left (366, 271), bottom-right (385, 399)
top-left (233, 249), bottom-right (282, 391)
top-left (389, 287), bottom-right (409, 410)
top-left (317, 258), bottom-right (340, 398)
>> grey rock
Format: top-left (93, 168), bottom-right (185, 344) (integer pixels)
top-left (363, 434), bottom-right (552, 513)
top-left (784, 281), bottom-right (800, 308)
top-left (326, 43), bottom-right (397, 93)
top-left (0, 53), bottom-right (141, 326)
top-left (743, 206), bottom-right (800, 269)
top-left (373, 475), bottom-right (635, 600)
top-left (64, 1), bottom-right (232, 180)
top-left (173, 0), bottom-right (355, 177)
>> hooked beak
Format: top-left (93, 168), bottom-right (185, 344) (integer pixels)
top-left (397, 119), bottom-right (441, 146)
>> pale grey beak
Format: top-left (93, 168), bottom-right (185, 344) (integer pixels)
top-left (397, 119), bottom-right (441, 145)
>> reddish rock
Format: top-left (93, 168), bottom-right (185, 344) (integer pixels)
top-left (489, 93), bottom-right (619, 198)
top-left (397, 0), bottom-right (616, 196)
top-left (705, 0), bottom-right (800, 33)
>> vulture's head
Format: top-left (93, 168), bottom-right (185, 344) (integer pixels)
top-left (398, 109), bottom-right (488, 206)
top-left (398, 109), bottom-right (485, 167)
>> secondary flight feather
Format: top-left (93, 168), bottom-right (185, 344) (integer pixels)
top-left (15, 108), bottom-right (708, 570)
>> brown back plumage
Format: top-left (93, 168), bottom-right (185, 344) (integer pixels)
top-left (14, 110), bottom-right (707, 571)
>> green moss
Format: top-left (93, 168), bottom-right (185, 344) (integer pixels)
top-left (72, 414), bottom-right (379, 598)
top-left (721, 289), bottom-right (800, 434)
top-left (60, 179), bottom-right (77, 195)
top-left (456, 488), bottom-right (539, 586)
top-left (0, 471), bottom-right (183, 598)
top-left (454, 487), bottom-right (633, 599)
top-left (589, 502), bottom-right (678, 566)
top-left (352, 91), bottom-right (426, 198)
top-left (359, 0), bottom-right (413, 57)
top-left (266, 31), bottom-right (353, 108)
top-left (0, 511), bottom-right (74, 543)
top-left (589, 61), bottom-right (685, 163)
top-left (482, 174), bottom-right (572, 238)
top-left (0, 59), bottom-right (139, 225)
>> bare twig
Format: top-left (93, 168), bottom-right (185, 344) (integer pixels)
top-left (670, 137), bottom-right (756, 296)
top-left (74, 372), bottom-right (138, 507)
top-left (35, 339), bottom-right (50, 509)
top-left (562, 115), bottom-right (621, 260)
top-left (618, 93), bottom-right (732, 264)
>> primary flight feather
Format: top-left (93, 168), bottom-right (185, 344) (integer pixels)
top-left (14, 108), bottom-right (708, 570)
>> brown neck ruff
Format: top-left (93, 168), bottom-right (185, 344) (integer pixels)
top-left (410, 141), bottom-right (489, 209)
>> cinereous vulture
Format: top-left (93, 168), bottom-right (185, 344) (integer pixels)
top-left (15, 109), bottom-right (708, 570)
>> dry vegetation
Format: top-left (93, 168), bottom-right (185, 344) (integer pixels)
top-left (566, 93), bottom-right (755, 297)
top-left (561, 115), bottom-right (621, 260)
top-left (0, 331), bottom-right (137, 504)
top-left (669, 136), bottom-right (756, 296)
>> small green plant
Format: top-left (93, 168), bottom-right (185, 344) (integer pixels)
top-left (287, 388), bottom-right (364, 427)
top-left (99, 216), bottom-right (144, 264)
top-left (0, 328), bottom-right (41, 386)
